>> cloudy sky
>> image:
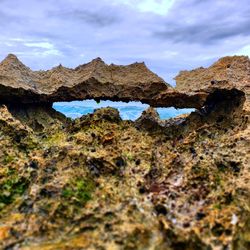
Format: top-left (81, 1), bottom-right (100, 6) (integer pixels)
top-left (0, 0), bottom-right (250, 84)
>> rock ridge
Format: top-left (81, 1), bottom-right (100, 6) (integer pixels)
top-left (0, 54), bottom-right (248, 109)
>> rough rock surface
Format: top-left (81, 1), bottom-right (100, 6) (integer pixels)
top-left (175, 56), bottom-right (250, 110)
top-left (0, 55), bottom-right (249, 250)
top-left (176, 56), bottom-right (250, 93)
top-left (0, 54), bottom-right (170, 105)
top-left (0, 54), bottom-right (244, 109)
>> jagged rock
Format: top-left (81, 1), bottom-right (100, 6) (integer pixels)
top-left (175, 56), bottom-right (250, 110)
top-left (0, 54), bottom-right (247, 109)
top-left (175, 56), bottom-right (250, 92)
top-left (91, 107), bottom-right (122, 123)
top-left (135, 107), bottom-right (164, 131)
top-left (7, 103), bottom-right (69, 131)
top-left (0, 54), bottom-right (170, 105)
top-left (0, 105), bottom-right (32, 138)
top-left (69, 107), bottom-right (122, 133)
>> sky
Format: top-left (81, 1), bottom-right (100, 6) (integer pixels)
top-left (0, 0), bottom-right (250, 84)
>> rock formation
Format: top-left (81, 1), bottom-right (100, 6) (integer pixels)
top-left (0, 54), bottom-right (245, 109)
top-left (175, 56), bottom-right (250, 95)
top-left (0, 55), bottom-right (249, 250)
top-left (176, 56), bottom-right (250, 111)
top-left (0, 54), bottom-right (170, 105)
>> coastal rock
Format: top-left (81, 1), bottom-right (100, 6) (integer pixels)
top-left (175, 56), bottom-right (250, 110)
top-left (175, 56), bottom-right (250, 92)
top-left (0, 55), bottom-right (249, 250)
top-left (0, 54), bottom-right (246, 109)
top-left (135, 107), bottom-right (164, 131)
top-left (0, 54), bottom-right (170, 105)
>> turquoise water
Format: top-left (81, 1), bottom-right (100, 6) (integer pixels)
top-left (53, 100), bottom-right (194, 121)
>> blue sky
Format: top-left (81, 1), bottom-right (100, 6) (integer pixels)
top-left (0, 0), bottom-right (250, 84)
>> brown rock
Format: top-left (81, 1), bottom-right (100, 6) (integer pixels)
top-left (135, 107), bottom-right (163, 131)
top-left (0, 54), bottom-right (246, 110)
top-left (175, 56), bottom-right (250, 110)
top-left (0, 54), bottom-right (170, 105)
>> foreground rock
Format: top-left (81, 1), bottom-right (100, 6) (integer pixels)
top-left (0, 55), bottom-right (249, 250)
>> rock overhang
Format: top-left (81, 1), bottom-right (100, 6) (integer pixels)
top-left (0, 54), bottom-right (248, 110)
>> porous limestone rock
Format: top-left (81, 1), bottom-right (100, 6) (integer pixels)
top-left (0, 54), bottom-right (170, 105)
top-left (0, 55), bottom-right (249, 250)
top-left (0, 54), bottom-right (247, 109)
top-left (175, 56), bottom-right (250, 111)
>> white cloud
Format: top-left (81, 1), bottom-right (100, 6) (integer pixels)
top-left (136, 0), bottom-right (175, 15)
top-left (236, 45), bottom-right (250, 57)
top-left (114, 0), bottom-right (175, 15)
top-left (24, 41), bottom-right (62, 57)
top-left (0, 38), bottom-right (63, 59)
top-left (24, 42), bottom-right (55, 50)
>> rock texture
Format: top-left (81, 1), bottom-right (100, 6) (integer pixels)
top-left (176, 56), bottom-right (250, 92)
top-left (0, 54), bottom-right (245, 109)
top-left (0, 54), bottom-right (170, 105)
top-left (175, 56), bottom-right (250, 110)
top-left (0, 55), bottom-right (249, 250)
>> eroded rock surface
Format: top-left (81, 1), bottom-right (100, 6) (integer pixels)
top-left (0, 54), bottom-right (247, 109)
top-left (175, 56), bottom-right (250, 110)
top-left (0, 55), bottom-right (249, 250)
top-left (176, 56), bottom-right (250, 92)
top-left (0, 54), bottom-right (171, 105)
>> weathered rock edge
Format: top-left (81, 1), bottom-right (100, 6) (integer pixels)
top-left (0, 54), bottom-right (248, 109)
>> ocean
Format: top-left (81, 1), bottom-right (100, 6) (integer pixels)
top-left (53, 100), bottom-right (194, 121)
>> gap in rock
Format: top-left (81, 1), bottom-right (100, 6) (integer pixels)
top-left (53, 100), bottom-right (194, 121)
